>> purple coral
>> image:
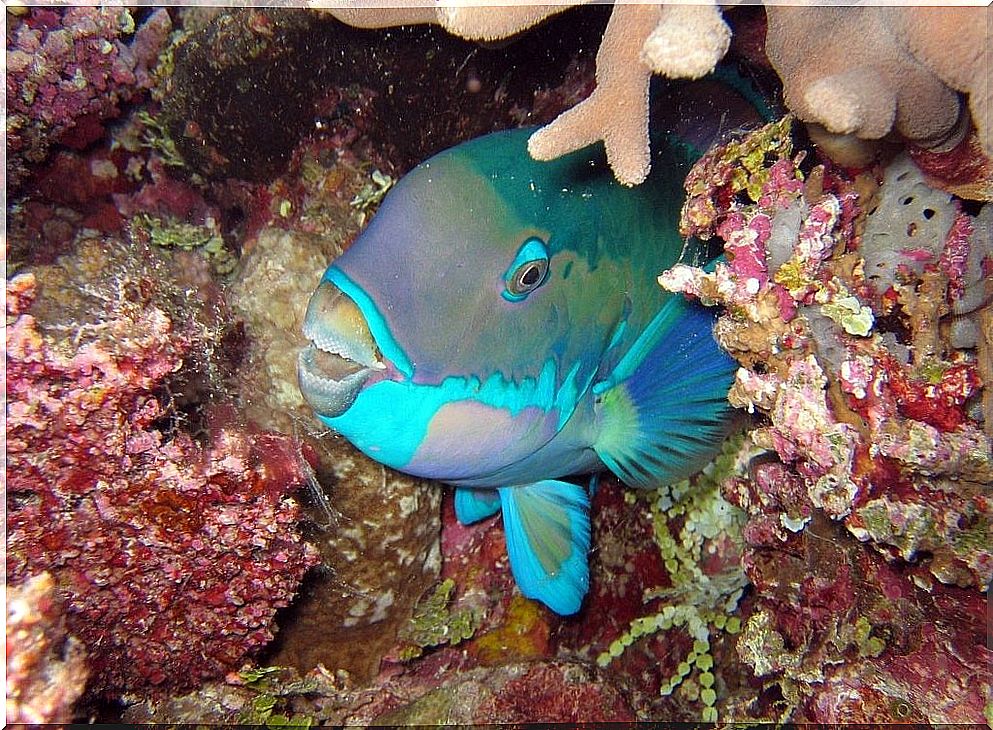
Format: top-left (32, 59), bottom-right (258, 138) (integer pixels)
top-left (5, 272), bottom-right (318, 698)
top-left (6, 6), bottom-right (171, 191)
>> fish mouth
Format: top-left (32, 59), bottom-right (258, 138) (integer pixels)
top-left (298, 278), bottom-right (386, 418)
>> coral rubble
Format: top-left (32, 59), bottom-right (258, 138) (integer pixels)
top-left (662, 117), bottom-right (992, 583)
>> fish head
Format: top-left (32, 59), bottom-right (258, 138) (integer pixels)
top-left (299, 128), bottom-right (633, 483)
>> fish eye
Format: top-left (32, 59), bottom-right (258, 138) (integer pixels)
top-left (502, 237), bottom-right (550, 302)
top-left (508, 259), bottom-right (548, 296)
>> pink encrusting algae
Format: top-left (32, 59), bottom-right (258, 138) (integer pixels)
top-left (6, 7), bottom-right (171, 191)
top-left (660, 116), bottom-right (992, 722)
top-left (5, 269), bottom-right (319, 697)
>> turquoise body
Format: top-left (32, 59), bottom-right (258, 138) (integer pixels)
top-left (299, 117), bottom-right (740, 615)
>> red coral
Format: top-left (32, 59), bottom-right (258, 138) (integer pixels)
top-left (719, 212), bottom-right (772, 291)
top-left (882, 355), bottom-right (980, 431)
top-left (476, 662), bottom-right (636, 723)
top-left (757, 158), bottom-right (804, 209)
top-left (838, 353), bottom-right (975, 457)
top-left (937, 210), bottom-right (974, 300)
top-left (5, 273), bottom-right (318, 697)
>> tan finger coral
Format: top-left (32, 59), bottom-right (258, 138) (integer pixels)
top-left (887, 6), bottom-right (992, 156)
top-left (529, 2), bottom-right (730, 185)
top-left (765, 5), bottom-right (991, 159)
top-left (436, 3), bottom-right (579, 42)
top-left (527, 4), bottom-right (657, 187)
top-left (315, 1), bottom-right (731, 186)
top-left (322, 2), bottom-right (575, 41)
top-left (319, 3), bottom-right (438, 30)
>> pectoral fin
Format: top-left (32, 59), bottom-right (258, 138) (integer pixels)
top-left (454, 487), bottom-right (502, 525)
top-left (593, 295), bottom-right (736, 489)
top-left (498, 480), bottom-right (591, 615)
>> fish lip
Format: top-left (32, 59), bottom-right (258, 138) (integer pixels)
top-left (297, 344), bottom-right (373, 418)
top-left (301, 279), bottom-right (386, 371)
top-left (298, 278), bottom-right (387, 418)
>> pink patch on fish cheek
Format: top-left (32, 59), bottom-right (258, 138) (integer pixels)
top-left (408, 400), bottom-right (553, 480)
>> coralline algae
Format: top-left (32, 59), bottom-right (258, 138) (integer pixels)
top-left (5, 241), bottom-right (319, 697)
top-left (6, 7), bottom-right (171, 192)
top-left (661, 116), bottom-right (992, 722)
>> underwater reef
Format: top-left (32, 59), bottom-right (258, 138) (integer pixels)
top-left (6, 6), bottom-right (172, 192)
top-left (6, 243), bottom-right (319, 698)
top-left (5, 5), bottom-right (992, 725)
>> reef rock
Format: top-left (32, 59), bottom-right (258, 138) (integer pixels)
top-left (228, 225), bottom-right (442, 682)
top-left (6, 573), bottom-right (89, 723)
top-left (5, 238), bottom-right (318, 699)
top-left (6, 6), bottom-right (171, 192)
top-left (159, 8), bottom-right (343, 182)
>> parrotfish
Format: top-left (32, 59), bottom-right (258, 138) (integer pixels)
top-left (299, 93), bottom-right (748, 615)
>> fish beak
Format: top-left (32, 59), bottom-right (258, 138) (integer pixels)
top-left (298, 279), bottom-right (385, 418)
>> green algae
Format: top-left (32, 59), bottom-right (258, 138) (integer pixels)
top-left (852, 616), bottom-right (886, 658)
top-left (235, 666), bottom-right (318, 728)
top-left (133, 213), bottom-right (237, 276)
top-left (597, 434), bottom-right (748, 723)
top-left (720, 115), bottom-right (796, 203)
top-left (820, 295), bottom-right (875, 336)
top-left (135, 110), bottom-right (186, 169)
top-left (397, 578), bottom-right (481, 661)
